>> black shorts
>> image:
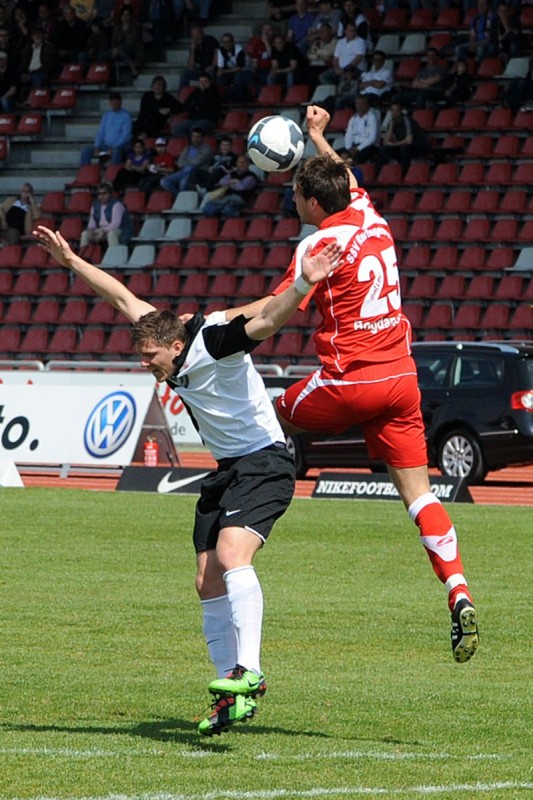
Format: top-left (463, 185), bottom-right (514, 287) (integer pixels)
top-left (193, 443), bottom-right (295, 554)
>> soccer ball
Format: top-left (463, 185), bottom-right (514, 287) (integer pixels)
top-left (247, 115), bottom-right (305, 173)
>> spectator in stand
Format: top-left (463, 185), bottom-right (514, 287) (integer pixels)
top-left (92, 0), bottom-right (116, 27)
top-left (8, 6), bottom-right (31, 55)
top-left (268, 0), bottom-right (295, 28)
top-left (81, 91), bottom-right (132, 165)
top-left (196, 135), bottom-right (238, 191)
top-left (494, 1), bottom-right (523, 58)
top-left (318, 21), bottom-right (367, 86)
top-left (287, 0), bottom-right (315, 55)
top-left (170, 71), bottom-right (220, 137)
top-left (344, 93), bottom-right (379, 163)
top-left (307, 0), bottom-right (342, 43)
top-left (441, 58), bottom-right (474, 106)
top-left (337, 0), bottom-right (372, 50)
top-left (0, 183), bottom-right (41, 245)
top-left (215, 32), bottom-right (247, 98)
top-left (200, 153), bottom-right (259, 218)
top-left (178, 25), bottom-right (218, 91)
top-left (0, 29), bottom-right (15, 67)
top-left (307, 22), bottom-right (336, 90)
top-left (267, 31), bottom-right (303, 89)
top-left (245, 22), bottom-right (275, 89)
top-left (504, 73), bottom-right (533, 112)
top-left (133, 74), bottom-right (183, 138)
top-left (138, 136), bottom-right (175, 194)
top-left (113, 137), bottom-right (152, 193)
top-left (455, 0), bottom-right (497, 61)
top-left (80, 17), bottom-right (111, 66)
top-left (36, 3), bottom-right (58, 44)
top-left (112, 0), bottom-right (143, 24)
top-left (0, 50), bottom-right (17, 112)
top-left (19, 25), bottom-right (57, 91)
top-left (358, 49), bottom-right (393, 104)
top-left (80, 181), bottom-right (132, 248)
top-left (111, 5), bottom-right (144, 79)
top-left (160, 127), bottom-right (214, 195)
top-left (392, 47), bottom-right (448, 109)
top-left (55, 5), bottom-right (89, 65)
top-left (172, 0), bottom-right (213, 28)
top-left (377, 101), bottom-right (430, 175)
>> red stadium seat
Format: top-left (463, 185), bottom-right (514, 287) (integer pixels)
top-left (32, 298), bottom-right (59, 324)
top-left (402, 245), bottom-right (431, 271)
top-left (465, 275), bottom-right (494, 299)
top-left (436, 275), bottom-right (466, 299)
top-left (210, 243), bottom-right (238, 270)
top-left (236, 245), bottom-right (265, 270)
top-left (417, 190), bottom-right (444, 213)
top-left (443, 190), bottom-right (472, 213)
top-left (182, 244), bottom-right (209, 269)
top-left (457, 246), bottom-right (486, 271)
top-left (219, 218), bottom-right (247, 241)
top-left (152, 273), bottom-right (181, 297)
top-left (264, 244), bottom-right (291, 270)
top-left (471, 190), bottom-right (499, 213)
top-left (245, 217), bottom-right (273, 241)
top-left (494, 275), bottom-right (523, 300)
top-left (408, 275), bottom-right (436, 299)
top-left (5, 299), bottom-right (32, 323)
top-left (425, 304), bottom-right (453, 329)
top-left (16, 113), bottom-right (43, 137)
top-left (190, 217), bottom-right (219, 241)
top-left (57, 62), bottom-right (84, 83)
top-left (0, 113), bottom-right (16, 135)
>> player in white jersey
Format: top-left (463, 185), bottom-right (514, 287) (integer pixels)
top-left (33, 224), bottom-right (341, 736)
top-left (224, 105), bottom-right (479, 665)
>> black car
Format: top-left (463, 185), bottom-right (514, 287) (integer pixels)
top-left (271, 341), bottom-right (533, 484)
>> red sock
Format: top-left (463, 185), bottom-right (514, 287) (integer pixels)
top-left (408, 493), bottom-right (473, 610)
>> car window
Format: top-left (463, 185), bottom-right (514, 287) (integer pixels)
top-left (415, 353), bottom-right (452, 388)
top-left (453, 356), bottom-right (504, 387)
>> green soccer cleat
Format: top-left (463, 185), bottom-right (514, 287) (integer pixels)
top-left (208, 664), bottom-right (267, 698)
top-left (451, 598), bottom-right (479, 663)
top-left (198, 693), bottom-right (257, 737)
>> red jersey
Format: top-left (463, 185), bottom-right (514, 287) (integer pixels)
top-left (274, 187), bottom-right (412, 373)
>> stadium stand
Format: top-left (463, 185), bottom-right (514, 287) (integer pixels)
top-left (0, 0), bottom-right (531, 366)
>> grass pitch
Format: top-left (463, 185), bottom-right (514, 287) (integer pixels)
top-left (1, 488), bottom-right (532, 800)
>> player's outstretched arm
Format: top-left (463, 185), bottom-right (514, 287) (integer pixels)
top-left (33, 226), bottom-right (156, 323)
top-left (306, 104), bottom-right (358, 189)
top-left (245, 241), bottom-right (341, 341)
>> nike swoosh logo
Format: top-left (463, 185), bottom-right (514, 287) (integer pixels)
top-left (225, 509), bottom-right (241, 516)
top-left (157, 472), bottom-right (209, 494)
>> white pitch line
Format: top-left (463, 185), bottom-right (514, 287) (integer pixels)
top-left (0, 747), bottom-right (507, 762)
top-left (255, 751), bottom-right (507, 762)
top-left (5, 782), bottom-right (533, 800)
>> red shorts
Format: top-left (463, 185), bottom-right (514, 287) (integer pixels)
top-left (275, 355), bottom-right (427, 468)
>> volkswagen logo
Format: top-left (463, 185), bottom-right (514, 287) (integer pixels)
top-left (84, 391), bottom-right (137, 458)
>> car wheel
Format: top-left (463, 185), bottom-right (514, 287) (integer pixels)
top-left (285, 434), bottom-right (307, 479)
top-left (437, 429), bottom-right (487, 484)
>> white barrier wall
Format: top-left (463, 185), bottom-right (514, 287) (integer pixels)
top-left (0, 372), bottom-right (203, 455)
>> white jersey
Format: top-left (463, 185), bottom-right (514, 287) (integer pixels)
top-left (167, 313), bottom-right (284, 461)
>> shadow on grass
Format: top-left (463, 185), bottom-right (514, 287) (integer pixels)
top-left (0, 718), bottom-right (332, 746)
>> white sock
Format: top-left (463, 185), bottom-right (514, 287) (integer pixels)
top-left (201, 594), bottom-right (238, 678)
top-left (224, 565), bottom-right (263, 675)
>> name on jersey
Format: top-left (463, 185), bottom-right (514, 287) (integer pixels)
top-left (354, 313), bottom-right (402, 335)
top-left (345, 225), bottom-right (391, 265)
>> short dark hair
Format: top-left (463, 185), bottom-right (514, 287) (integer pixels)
top-left (109, 91), bottom-right (121, 101)
top-left (294, 155), bottom-right (351, 215)
top-left (131, 310), bottom-right (188, 349)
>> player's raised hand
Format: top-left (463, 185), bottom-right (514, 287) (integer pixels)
top-left (33, 226), bottom-right (74, 267)
top-left (306, 104), bottom-right (331, 137)
top-left (301, 241), bottom-right (342, 285)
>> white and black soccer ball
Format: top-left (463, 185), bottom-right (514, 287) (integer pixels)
top-left (247, 115), bottom-right (305, 173)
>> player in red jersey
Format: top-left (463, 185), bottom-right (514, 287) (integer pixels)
top-left (228, 105), bottom-right (479, 663)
